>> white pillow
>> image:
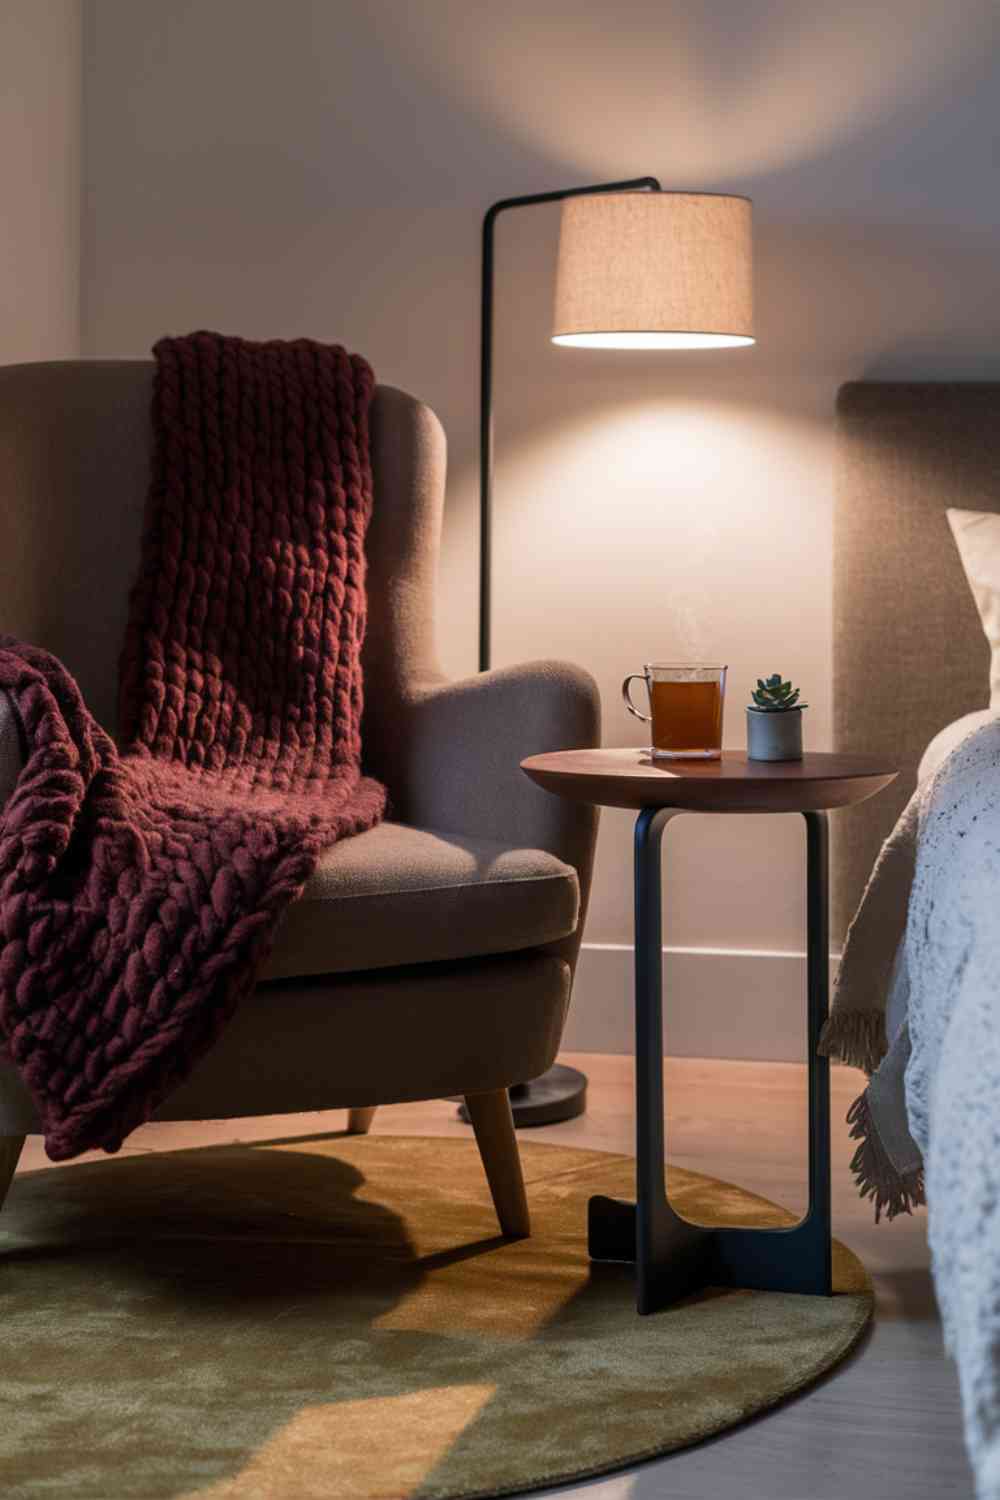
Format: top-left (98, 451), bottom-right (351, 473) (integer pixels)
top-left (947, 507), bottom-right (1000, 711)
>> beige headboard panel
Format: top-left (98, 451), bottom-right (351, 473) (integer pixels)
top-left (833, 381), bottom-right (1000, 939)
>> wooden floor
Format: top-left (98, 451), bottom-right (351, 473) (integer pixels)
top-left (15, 1052), bottom-right (972, 1500)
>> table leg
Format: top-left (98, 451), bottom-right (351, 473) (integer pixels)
top-left (588, 805), bottom-right (833, 1314)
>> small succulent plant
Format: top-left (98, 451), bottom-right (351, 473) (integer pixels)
top-left (749, 674), bottom-right (808, 712)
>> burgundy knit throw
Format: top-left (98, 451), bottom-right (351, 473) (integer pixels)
top-left (0, 332), bottom-right (386, 1160)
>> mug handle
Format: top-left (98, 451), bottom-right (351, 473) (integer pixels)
top-left (622, 672), bottom-right (651, 723)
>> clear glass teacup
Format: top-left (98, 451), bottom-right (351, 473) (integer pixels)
top-left (622, 664), bottom-right (727, 760)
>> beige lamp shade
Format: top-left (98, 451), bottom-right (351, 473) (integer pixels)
top-left (552, 192), bottom-right (753, 350)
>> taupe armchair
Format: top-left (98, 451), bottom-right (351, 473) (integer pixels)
top-left (0, 362), bottom-right (599, 1238)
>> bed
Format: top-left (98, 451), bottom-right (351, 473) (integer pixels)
top-left (830, 381), bottom-right (1000, 1500)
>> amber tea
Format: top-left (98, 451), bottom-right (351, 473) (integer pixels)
top-left (622, 665), bottom-right (727, 760)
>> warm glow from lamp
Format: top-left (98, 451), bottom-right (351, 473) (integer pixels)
top-left (552, 192), bottom-right (754, 350)
top-left (553, 331), bottom-right (754, 349)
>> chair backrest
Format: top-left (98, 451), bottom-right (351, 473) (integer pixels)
top-left (0, 360), bottom-right (447, 741)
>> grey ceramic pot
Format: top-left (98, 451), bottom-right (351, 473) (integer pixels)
top-left (746, 707), bottom-right (804, 761)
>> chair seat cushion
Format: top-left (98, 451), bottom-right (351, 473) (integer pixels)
top-left (260, 822), bottom-right (579, 981)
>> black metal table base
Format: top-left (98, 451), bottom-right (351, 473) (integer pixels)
top-left (590, 805), bottom-right (832, 1316)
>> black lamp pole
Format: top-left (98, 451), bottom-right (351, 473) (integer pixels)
top-left (479, 175), bottom-right (661, 672)
top-left (476, 175), bottom-right (661, 1127)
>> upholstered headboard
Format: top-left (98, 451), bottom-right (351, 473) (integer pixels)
top-left (833, 382), bottom-right (1000, 939)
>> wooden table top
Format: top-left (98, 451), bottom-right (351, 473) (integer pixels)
top-left (520, 747), bottom-right (898, 814)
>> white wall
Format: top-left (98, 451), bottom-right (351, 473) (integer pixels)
top-left (1, 1), bottom-right (81, 361)
top-left (80, 0), bottom-right (1000, 1058)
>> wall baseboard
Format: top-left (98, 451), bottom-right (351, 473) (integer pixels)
top-left (563, 943), bottom-right (840, 1063)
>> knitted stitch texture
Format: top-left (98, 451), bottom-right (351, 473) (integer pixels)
top-left (0, 332), bottom-right (385, 1160)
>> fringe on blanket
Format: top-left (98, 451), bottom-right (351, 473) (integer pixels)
top-left (818, 1009), bottom-right (887, 1075)
top-left (846, 1089), bottom-right (925, 1224)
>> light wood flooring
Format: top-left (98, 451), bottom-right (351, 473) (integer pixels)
top-left (14, 1052), bottom-right (971, 1500)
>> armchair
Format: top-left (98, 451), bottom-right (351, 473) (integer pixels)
top-left (0, 362), bottom-right (599, 1238)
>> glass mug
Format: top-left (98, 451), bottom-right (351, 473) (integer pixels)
top-left (622, 664), bottom-right (727, 760)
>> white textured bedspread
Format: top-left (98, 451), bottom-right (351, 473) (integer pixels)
top-left (825, 718), bottom-right (1000, 1498)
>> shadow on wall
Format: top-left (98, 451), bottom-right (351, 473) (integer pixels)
top-left (373, 0), bottom-right (997, 186)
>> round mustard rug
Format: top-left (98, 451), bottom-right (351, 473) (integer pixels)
top-left (1, 1135), bottom-right (871, 1499)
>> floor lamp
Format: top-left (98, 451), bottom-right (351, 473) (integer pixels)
top-left (478, 180), bottom-right (754, 1127)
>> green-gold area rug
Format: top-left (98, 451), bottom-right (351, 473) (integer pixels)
top-left (0, 1136), bottom-right (871, 1499)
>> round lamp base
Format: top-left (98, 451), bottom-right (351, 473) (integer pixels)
top-left (457, 1064), bottom-right (588, 1128)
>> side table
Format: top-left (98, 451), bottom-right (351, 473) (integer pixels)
top-left (521, 748), bottom-right (897, 1315)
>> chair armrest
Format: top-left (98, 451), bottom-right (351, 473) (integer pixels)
top-left (0, 690), bottom-right (25, 809)
top-left (366, 658), bottom-right (600, 869)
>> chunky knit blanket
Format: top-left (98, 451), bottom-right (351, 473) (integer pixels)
top-left (0, 332), bottom-right (385, 1161)
top-left (822, 719), bottom-right (1000, 1498)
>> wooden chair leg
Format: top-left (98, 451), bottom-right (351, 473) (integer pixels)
top-left (347, 1106), bottom-right (377, 1135)
top-left (0, 1135), bottom-right (25, 1214)
top-left (464, 1089), bottom-right (530, 1238)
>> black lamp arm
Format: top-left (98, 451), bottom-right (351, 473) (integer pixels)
top-left (478, 175), bottom-right (661, 672)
